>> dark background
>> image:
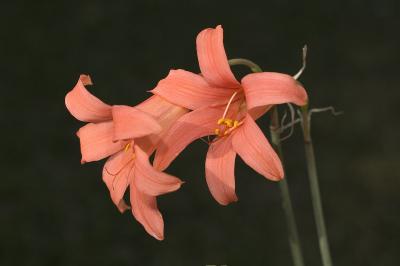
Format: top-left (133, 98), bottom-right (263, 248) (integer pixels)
top-left (1, 0), bottom-right (399, 265)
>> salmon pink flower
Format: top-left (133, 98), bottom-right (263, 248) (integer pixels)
top-left (65, 75), bottom-right (187, 240)
top-left (152, 25), bottom-right (308, 205)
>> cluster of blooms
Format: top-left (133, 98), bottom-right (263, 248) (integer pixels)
top-left (65, 25), bottom-right (308, 240)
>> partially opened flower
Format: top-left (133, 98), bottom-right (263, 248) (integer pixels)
top-left (65, 75), bottom-right (187, 240)
top-left (152, 25), bottom-right (308, 205)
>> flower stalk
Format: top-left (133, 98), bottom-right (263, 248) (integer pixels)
top-left (295, 45), bottom-right (333, 266)
top-left (271, 107), bottom-right (305, 266)
top-left (300, 105), bottom-right (333, 266)
top-left (228, 58), bottom-right (263, 73)
top-left (229, 59), bottom-right (305, 266)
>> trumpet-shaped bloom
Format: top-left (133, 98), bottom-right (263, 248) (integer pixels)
top-left (65, 75), bottom-right (187, 240)
top-left (152, 25), bottom-right (308, 205)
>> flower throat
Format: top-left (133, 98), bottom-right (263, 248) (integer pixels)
top-left (214, 91), bottom-right (243, 137)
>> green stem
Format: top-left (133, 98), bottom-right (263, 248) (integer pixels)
top-left (229, 58), bottom-right (305, 266)
top-left (300, 105), bottom-right (333, 266)
top-left (271, 108), bottom-right (305, 266)
top-left (228, 58), bottom-right (262, 73)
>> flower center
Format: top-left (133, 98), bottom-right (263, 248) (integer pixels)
top-left (124, 142), bottom-right (136, 159)
top-left (214, 118), bottom-right (242, 137)
top-left (214, 91), bottom-right (243, 137)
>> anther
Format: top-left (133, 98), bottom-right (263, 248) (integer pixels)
top-left (214, 90), bottom-right (243, 138)
top-left (225, 119), bottom-right (233, 127)
top-left (214, 118), bottom-right (241, 137)
top-left (124, 142), bottom-right (131, 152)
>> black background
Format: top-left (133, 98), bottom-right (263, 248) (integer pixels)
top-left (1, 0), bottom-right (399, 265)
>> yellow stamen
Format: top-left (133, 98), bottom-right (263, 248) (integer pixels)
top-left (214, 118), bottom-right (241, 137)
top-left (224, 119), bottom-right (233, 127)
top-left (124, 142), bottom-right (131, 152)
top-left (213, 90), bottom-right (243, 138)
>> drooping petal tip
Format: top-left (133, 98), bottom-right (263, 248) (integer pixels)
top-left (130, 186), bottom-right (165, 241)
top-left (65, 75), bottom-right (112, 122)
top-left (79, 74), bottom-right (93, 86)
top-left (117, 199), bottom-right (131, 213)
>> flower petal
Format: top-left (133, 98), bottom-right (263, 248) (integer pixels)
top-left (248, 105), bottom-right (272, 121)
top-left (241, 72), bottom-right (308, 110)
top-left (134, 95), bottom-right (188, 155)
top-left (151, 69), bottom-right (234, 110)
top-left (77, 121), bottom-right (125, 163)
top-left (153, 106), bottom-right (222, 171)
top-left (112, 105), bottom-right (162, 141)
top-left (65, 75), bottom-right (112, 122)
top-left (102, 150), bottom-right (134, 212)
top-left (116, 200), bottom-right (130, 213)
top-left (205, 137), bottom-right (238, 205)
top-left (134, 136), bottom-right (160, 157)
top-left (130, 185), bottom-right (164, 240)
top-left (133, 144), bottom-right (183, 196)
top-left (196, 25), bottom-right (240, 88)
top-left (231, 114), bottom-right (284, 180)
top-left (136, 95), bottom-right (188, 129)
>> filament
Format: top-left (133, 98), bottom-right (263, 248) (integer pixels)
top-left (222, 91), bottom-right (239, 119)
top-left (112, 162), bottom-right (134, 191)
top-left (104, 152), bottom-right (135, 191)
